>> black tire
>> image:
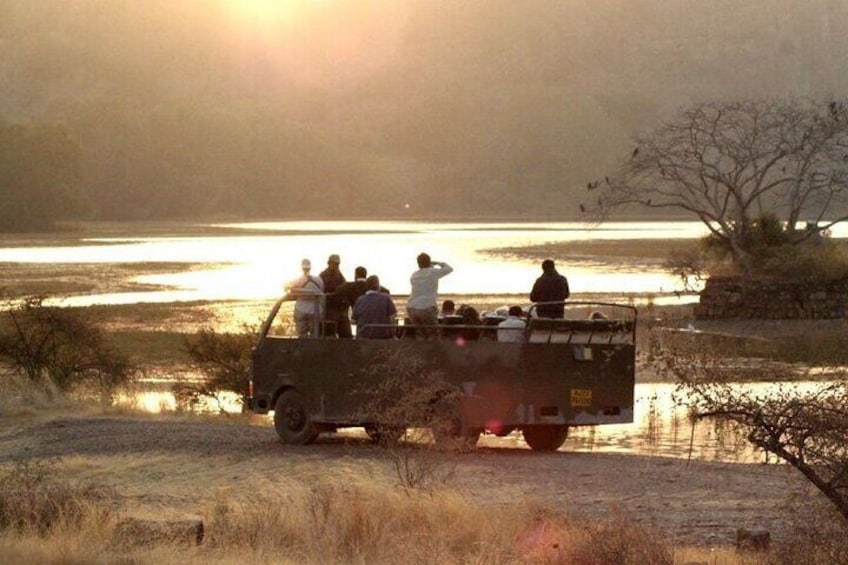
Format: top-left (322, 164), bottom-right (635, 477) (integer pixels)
top-left (522, 425), bottom-right (569, 452)
top-left (274, 389), bottom-right (319, 445)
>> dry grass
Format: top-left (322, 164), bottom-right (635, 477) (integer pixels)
top-left (0, 469), bottom-right (677, 564)
top-left (770, 491), bottom-right (848, 564)
top-left (0, 470), bottom-right (804, 564)
top-left (0, 460), bottom-right (114, 537)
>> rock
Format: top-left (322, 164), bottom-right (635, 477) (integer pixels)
top-left (736, 527), bottom-right (770, 551)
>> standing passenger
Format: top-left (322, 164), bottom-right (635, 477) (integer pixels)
top-left (352, 276), bottom-right (397, 339)
top-left (530, 259), bottom-right (570, 318)
top-left (320, 254), bottom-right (350, 338)
top-left (337, 266), bottom-right (369, 317)
top-left (285, 259), bottom-right (324, 337)
top-left (337, 266), bottom-right (391, 316)
top-left (407, 253), bottom-right (453, 338)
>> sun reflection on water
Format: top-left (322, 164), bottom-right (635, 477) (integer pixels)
top-left (0, 220), bottom-right (713, 306)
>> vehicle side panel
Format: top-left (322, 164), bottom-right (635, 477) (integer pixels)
top-left (250, 337), bottom-right (634, 428)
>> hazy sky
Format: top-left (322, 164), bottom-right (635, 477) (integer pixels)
top-left (4, 1), bottom-right (848, 220)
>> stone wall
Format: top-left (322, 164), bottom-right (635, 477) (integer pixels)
top-left (694, 276), bottom-right (848, 319)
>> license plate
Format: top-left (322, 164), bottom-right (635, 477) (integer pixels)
top-left (571, 388), bottom-right (592, 407)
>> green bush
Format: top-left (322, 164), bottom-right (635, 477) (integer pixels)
top-left (674, 214), bottom-right (848, 284)
top-left (752, 241), bottom-right (848, 282)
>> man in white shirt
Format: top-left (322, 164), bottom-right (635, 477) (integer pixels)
top-left (497, 306), bottom-right (527, 343)
top-left (285, 258), bottom-right (324, 337)
top-left (407, 252), bottom-right (453, 338)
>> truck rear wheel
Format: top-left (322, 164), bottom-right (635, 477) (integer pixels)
top-left (522, 425), bottom-right (568, 452)
top-left (274, 390), bottom-right (318, 445)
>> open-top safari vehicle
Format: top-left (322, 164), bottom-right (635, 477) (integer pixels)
top-left (247, 296), bottom-right (636, 452)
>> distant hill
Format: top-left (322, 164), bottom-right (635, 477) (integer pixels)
top-left (2, 0), bottom-right (848, 222)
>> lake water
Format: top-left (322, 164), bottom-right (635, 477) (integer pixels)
top-left (2, 220), bottom-right (715, 306)
top-left (6, 219), bottom-right (836, 461)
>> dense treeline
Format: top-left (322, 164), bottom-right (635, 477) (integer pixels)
top-left (0, 121), bottom-right (85, 231)
top-left (2, 1), bottom-right (848, 228)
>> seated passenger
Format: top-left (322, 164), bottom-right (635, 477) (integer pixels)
top-left (441, 299), bottom-right (456, 317)
top-left (439, 299), bottom-right (463, 334)
top-left (352, 275), bottom-right (397, 339)
top-left (497, 305), bottom-right (527, 343)
top-left (457, 304), bottom-right (482, 341)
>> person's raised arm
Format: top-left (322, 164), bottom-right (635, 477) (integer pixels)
top-left (435, 261), bottom-right (453, 277)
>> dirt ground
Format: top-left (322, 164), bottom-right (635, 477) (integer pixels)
top-left (0, 413), bottom-right (811, 549)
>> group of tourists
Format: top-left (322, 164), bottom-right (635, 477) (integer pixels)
top-left (284, 252), bottom-right (570, 341)
top-left (284, 255), bottom-right (391, 338)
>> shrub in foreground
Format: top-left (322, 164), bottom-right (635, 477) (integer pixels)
top-left (0, 460), bottom-right (113, 535)
top-left (204, 484), bottom-right (673, 564)
top-left (0, 295), bottom-right (136, 401)
top-left (180, 325), bottom-right (257, 412)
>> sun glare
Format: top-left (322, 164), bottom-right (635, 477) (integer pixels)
top-left (221, 0), bottom-right (329, 27)
top-left (227, 0), bottom-right (296, 21)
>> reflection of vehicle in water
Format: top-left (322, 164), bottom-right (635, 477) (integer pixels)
top-left (247, 297), bottom-right (636, 452)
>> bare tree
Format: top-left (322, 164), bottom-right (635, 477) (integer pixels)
top-left (650, 330), bottom-right (848, 523)
top-left (590, 99), bottom-right (848, 269)
top-left (684, 378), bottom-right (848, 522)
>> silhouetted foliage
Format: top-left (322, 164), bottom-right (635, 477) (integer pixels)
top-left (592, 99), bottom-right (848, 272)
top-left (650, 330), bottom-right (848, 524)
top-left (180, 325), bottom-right (257, 412)
top-left (0, 296), bottom-right (135, 400)
top-left (686, 378), bottom-right (848, 523)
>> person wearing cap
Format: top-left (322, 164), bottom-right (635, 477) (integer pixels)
top-left (530, 259), bottom-right (570, 318)
top-left (285, 258), bottom-right (324, 337)
top-left (320, 254), bottom-right (349, 338)
top-left (407, 252), bottom-right (453, 338)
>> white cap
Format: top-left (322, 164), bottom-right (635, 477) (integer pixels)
top-left (301, 258), bottom-right (311, 269)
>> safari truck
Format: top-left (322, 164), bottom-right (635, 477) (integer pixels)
top-left (247, 296), bottom-right (636, 452)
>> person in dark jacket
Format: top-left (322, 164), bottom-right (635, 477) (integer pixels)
top-left (530, 259), bottom-right (570, 318)
top-left (337, 266), bottom-right (389, 326)
top-left (320, 254), bottom-right (350, 337)
top-left (352, 275), bottom-right (397, 339)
